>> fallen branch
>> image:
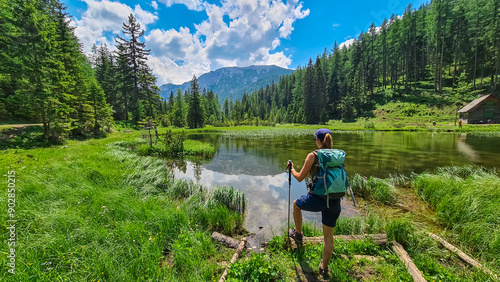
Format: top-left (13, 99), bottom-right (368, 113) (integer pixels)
top-left (219, 237), bottom-right (247, 282)
top-left (391, 241), bottom-right (426, 282)
top-left (429, 233), bottom-right (498, 280)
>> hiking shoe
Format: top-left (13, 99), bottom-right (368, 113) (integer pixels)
top-left (288, 228), bottom-right (303, 244)
top-left (319, 259), bottom-right (329, 279)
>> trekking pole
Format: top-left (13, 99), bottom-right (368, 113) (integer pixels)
top-left (287, 160), bottom-right (292, 237)
top-left (348, 185), bottom-right (356, 207)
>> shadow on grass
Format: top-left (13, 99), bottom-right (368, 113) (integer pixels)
top-left (0, 125), bottom-right (109, 150)
top-left (0, 125), bottom-right (52, 150)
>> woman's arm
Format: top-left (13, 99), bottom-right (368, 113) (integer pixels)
top-left (291, 152), bottom-right (316, 182)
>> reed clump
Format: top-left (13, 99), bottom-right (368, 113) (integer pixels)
top-left (350, 174), bottom-right (397, 205)
top-left (412, 165), bottom-right (500, 263)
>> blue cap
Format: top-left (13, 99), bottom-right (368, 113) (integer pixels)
top-left (314, 128), bottom-right (331, 142)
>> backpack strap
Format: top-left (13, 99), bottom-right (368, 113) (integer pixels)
top-left (311, 150), bottom-right (320, 181)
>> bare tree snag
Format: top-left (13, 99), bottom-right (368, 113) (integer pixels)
top-left (391, 241), bottom-right (426, 282)
top-left (219, 237), bottom-right (247, 282)
top-left (429, 233), bottom-right (498, 280)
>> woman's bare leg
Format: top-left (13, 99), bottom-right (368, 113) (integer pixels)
top-left (322, 224), bottom-right (335, 268)
top-left (293, 200), bottom-right (303, 234)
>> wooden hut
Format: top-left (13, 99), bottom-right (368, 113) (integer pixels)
top-left (458, 94), bottom-right (500, 124)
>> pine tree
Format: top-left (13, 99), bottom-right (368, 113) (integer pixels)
top-left (14, 0), bottom-right (74, 140)
top-left (0, 0), bottom-right (17, 119)
top-left (187, 75), bottom-right (205, 128)
top-left (172, 88), bottom-right (185, 127)
top-left (115, 14), bottom-right (151, 121)
top-left (94, 43), bottom-right (119, 119)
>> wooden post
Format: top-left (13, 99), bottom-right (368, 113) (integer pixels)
top-left (391, 241), bottom-right (426, 282)
top-left (429, 233), bottom-right (498, 280)
top-left (219, 238), bottom-right (247, 282)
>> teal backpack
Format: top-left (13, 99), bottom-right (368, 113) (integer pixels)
top-left (312, 149), bottom-right (349, 207)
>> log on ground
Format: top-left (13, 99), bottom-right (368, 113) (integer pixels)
top-left (212, 232), bottom-right (241, 249)
top-left (219, 238), bottom-right (247, 282)
top-left (429, 233), bottom-right (498, 280)
top-left (391, 241), bottom-right (426, 282)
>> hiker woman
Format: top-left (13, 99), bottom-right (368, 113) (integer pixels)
top-left (287, 128), bottom-right (341, 278)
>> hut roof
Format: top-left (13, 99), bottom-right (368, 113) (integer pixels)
top-left (458, 94), bottom-right (499, 113)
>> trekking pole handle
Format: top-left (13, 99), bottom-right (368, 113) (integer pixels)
top-left (287, 160), bottom-right (292, 176)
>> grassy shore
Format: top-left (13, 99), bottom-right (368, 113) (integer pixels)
top-left (412, 166), bottom-right (500, 265)
top-left (0, 132), bottom-right (243, 281)
top-left (2, 124), bottom-right (499, 281)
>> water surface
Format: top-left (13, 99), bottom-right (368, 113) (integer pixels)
top-left (167, 132), bottom-right (500, 241)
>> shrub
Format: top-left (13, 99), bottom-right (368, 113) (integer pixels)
top-left (364, 120), bottom-right (376, 130)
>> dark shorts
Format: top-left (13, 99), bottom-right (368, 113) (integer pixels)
top-left (295, 193), bottom-right (341, 228)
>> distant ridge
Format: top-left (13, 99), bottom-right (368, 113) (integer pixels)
top-left (159, 65), bottom-right (294, 102)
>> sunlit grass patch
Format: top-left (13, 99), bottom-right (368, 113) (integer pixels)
top-left (183, 139), bottom-right (215, 156)
top-left (412, 166), bottom-right (500, 266)
top-left (0, 134), bottom-right (245, 281)
top-left (351, 174), bottom-right (397, 205)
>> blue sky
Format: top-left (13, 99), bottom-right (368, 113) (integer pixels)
top-left (65, 0), bottom-right (429, 85)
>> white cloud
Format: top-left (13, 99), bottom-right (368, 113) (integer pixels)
top-left (146, 0), bottom-right (309, 85)
top-left (74, 0), bottom-right (158, 52)
top-left (332, 23), bottom-right (340, 29)
top-left (73, 0), bottom-right (309, 86)
top-left (157, 0), bottom-right (205, 11)
top-left (134, 4), bottom-right (158, 26)
top-left (147, 56), bottom-right (210, 86)
top-left (339, 38), bottom-right (355, 49)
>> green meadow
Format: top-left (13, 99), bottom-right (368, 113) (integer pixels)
top-left (0, 131), bottom-right (243, 281)
top-left (1, 126), bottom-right (500, 281)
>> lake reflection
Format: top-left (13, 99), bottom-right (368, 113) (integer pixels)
top-left (168, 132), bottom-right (500, 241)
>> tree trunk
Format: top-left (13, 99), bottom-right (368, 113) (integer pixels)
top-left (94, 96), bottom-right (99, 136)
top-left (453, 51), bottom-right (458, 90)
top-left (473, 12), bottom-right (479, 91)
top-left (41, 107), bottom-right (49, 139)
top-left (439, 38), bottom-right (445, 92)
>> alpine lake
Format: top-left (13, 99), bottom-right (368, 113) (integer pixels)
top-left (165, 131), bottom-right (500, 245)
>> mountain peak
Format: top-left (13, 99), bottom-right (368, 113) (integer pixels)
top-left (160, 65), bottom-right (294, 102)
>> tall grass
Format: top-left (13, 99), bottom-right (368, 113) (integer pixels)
top-left (209, 185), bottom-right (246, 214)
top-left (335, 213), bottom-right (385, 235)
top-left (412, 166), bottom-right (500, 264)
top-left (0, 135), bottom-right (244, 281)
top-left (350, 174), bottom-right (397, 205)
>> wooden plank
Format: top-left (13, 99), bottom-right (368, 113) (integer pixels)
top-left (341, 254), bottom-right (384, 262)
top-left (211, 231), bottom-right (241, 249)
top-left (288, 233), bottom-right (387, 249)
top-left (219, 238), bottom-right (247, 282)
top-left (391, 241), bottom-right (426, 282)
top-left (429, 233), bottom-right (498, 280)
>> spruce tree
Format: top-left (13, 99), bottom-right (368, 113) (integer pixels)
top-left (115, 14), bottom-right (151, 121)
top-left (187, 75), bottom-right (205, 128)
